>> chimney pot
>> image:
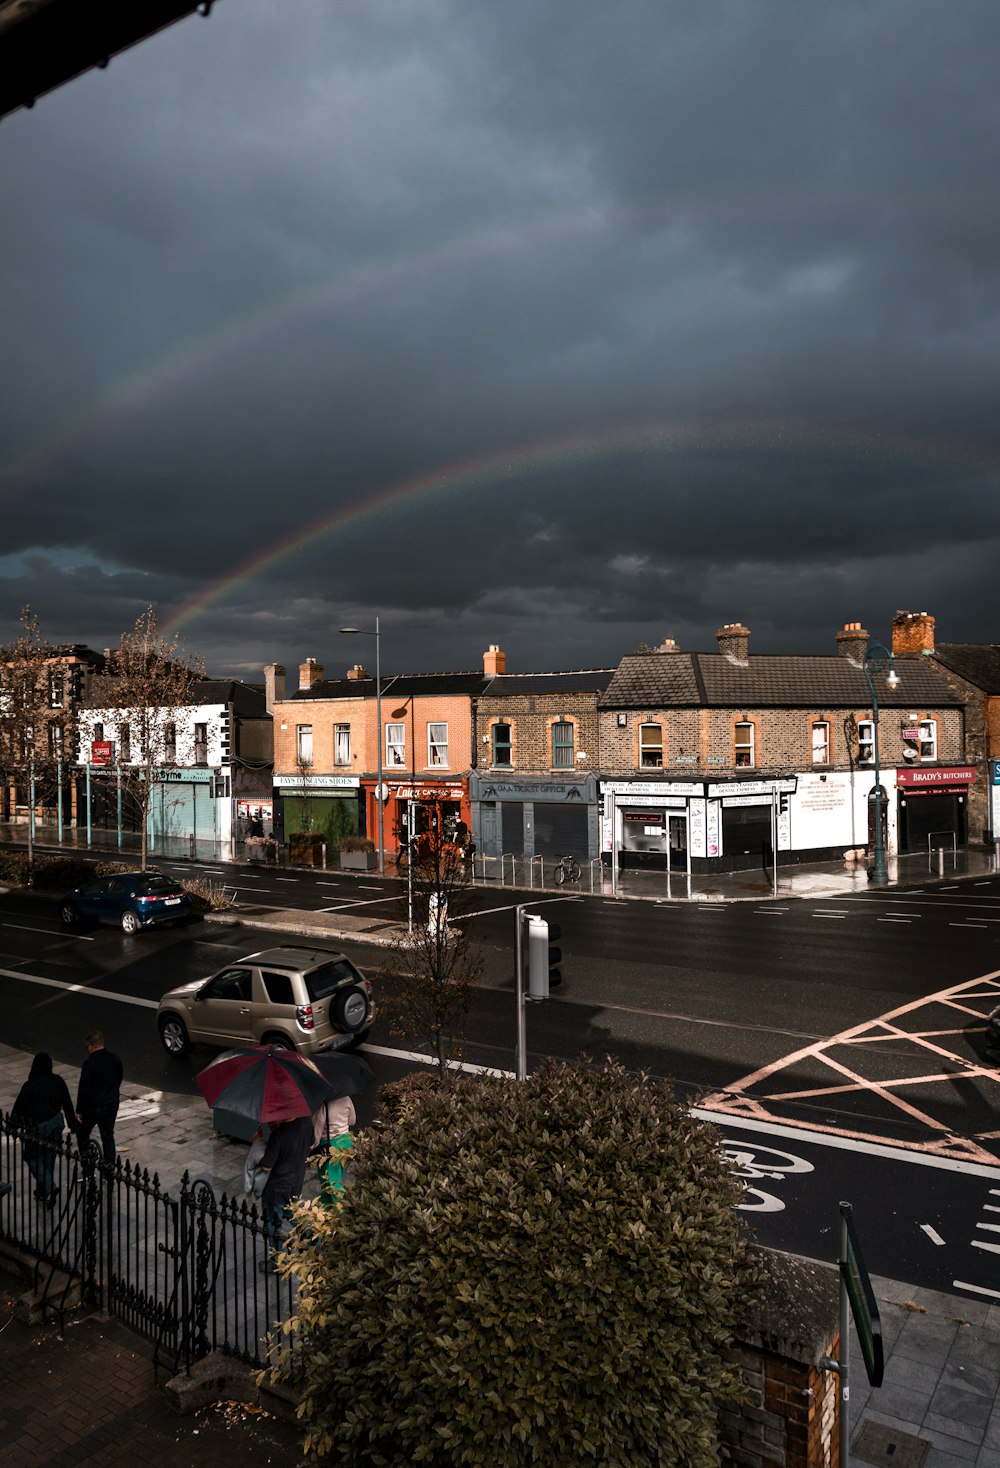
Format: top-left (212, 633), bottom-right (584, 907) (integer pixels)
top-left (298, 657), bottom-right (324, 691)
top-left (836, 622), bottom-right (870, 664)
top-left (484, 644), bottom-right (507, 676)
top-left (891, 610), bottom-right (936, 657)
top-left (715, 623), bottom-right (750, 664)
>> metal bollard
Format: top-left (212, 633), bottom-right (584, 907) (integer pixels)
top-left (938, 848), bottom-right (944, 877)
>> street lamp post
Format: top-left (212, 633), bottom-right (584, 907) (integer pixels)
top-left (861, 639), bottom-right (900, 887)
top-left (340, 616), bottom-right (384, 877)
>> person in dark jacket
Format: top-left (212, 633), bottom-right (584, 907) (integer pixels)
top-left (76, 1030), bottom-right (123, 1164)
top-left (256, 1114), bottom-right (314, 1272)
top-left (12, 1052), bottom-right (76, 1205)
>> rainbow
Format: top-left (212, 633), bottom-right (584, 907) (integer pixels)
top-left (161, 415), bottom-right (1000, 636)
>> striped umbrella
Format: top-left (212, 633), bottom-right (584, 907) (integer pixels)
top-left (195, 1044), bottom-right (335, 1124)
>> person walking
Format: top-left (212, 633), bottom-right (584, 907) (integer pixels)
top-left (312, 1092), bottom-right (356, 1205)
top-left (255, 1114), bottom-right (314, 1271)
top-left (12, 1053), bottom-right (76, 1206)
top-left (76, 1031), bottom-right (123, 1164)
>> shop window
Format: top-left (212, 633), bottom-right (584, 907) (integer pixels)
top-left (734, 722), bottom-right (755, 768)
top-left (296, 723), bottom-right (312, 766)
top-left (335, 723), bottom-right (351, 765)
top-left (163, 722), bottom-right (177, 765)
top-left (857, 720), bottom-right (874, 765)
top-left (552, 720), bottom-right (574, 769)
top-left (811, 720), bottom-right (830, 765)
top-left (386, 723), bottom-right (406, 767)
top-left (428, 723), bottom-right (448, 767)
top-left (639, 722), bottom-right (663, 768)
top-left (492, 722), bottom-right (512, 767)
top-left (919, 719), bottom-right (938, 761)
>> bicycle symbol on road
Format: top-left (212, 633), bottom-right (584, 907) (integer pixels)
top-left (722, 1139), bottom-right (814, 1213)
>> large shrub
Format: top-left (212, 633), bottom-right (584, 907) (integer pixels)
top-left (273, 1058), bottom-right (758, 1466)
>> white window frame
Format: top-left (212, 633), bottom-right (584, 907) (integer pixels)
top-left (639, 722), bottom-right (663, 768)
top-left (386, 722), bottom-right (406, 768)
top-left (811, 720), bottom-right (830, 765)
top-left (857, 719), bottom-right (874, 765)
top-left (335, 723), bottom-right (351, 766)
top-left (427, 722), bottom-right (448, 767)
top-left (492, 722), bottom-right (512, 767)
top-left (296, 723), bottom-right (313, 766)
top-left (919, 718), bottom-right (938, 762)
top-left (734, 722), bottom-right (755, 768)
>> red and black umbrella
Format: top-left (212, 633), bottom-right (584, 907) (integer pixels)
top-left (195, 1045), bottom-right (335, 1125)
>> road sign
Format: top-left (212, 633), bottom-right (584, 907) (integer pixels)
top-left (840, 1203), bottom-right (884, 1387)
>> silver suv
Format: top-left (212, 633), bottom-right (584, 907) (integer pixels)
top-left (156, 946), bottom-right (374, 1058)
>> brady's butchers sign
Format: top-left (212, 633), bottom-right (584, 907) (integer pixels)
top-left (896, 766), bottom-right (976, 787)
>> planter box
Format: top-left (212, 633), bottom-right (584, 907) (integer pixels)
top-left (340, 850), bottom-right (377, 870)
top-left (288, 833), bottom-right (327, 867)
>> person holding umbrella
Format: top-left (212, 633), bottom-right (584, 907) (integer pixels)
top-left (255, 1115), bottom-right (315, 1270)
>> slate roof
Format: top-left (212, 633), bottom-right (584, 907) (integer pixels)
top-left (933, 644), bottom-right (1000, 695)
top-left (600, 652), bottom-right (963, 710)
top-left (484, 669), bottom-right (614, 697)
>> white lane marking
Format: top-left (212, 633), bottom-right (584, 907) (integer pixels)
top-left (954, 1279), bottom-right (1000, 1299)
top-left (976, 1223), bottom-right (1000, 1234)
top-left (972, 1240), bottom-right (1000, 1254)
top-left (754, 909), bottom-right (787, 915)
top-left (359, 1042), bottom-right (512, 1079)
top-left (885, 911), bottom-right (923, 917)
top-left (276, 877), bottom-right (298, 882)
top-left (813, 912), bottom-right (847, 919)
top-left (951, 922), bottom-right (990, 929)
top-left (878, 918), bottom-right (912, 923)
top-left (318, 895), bottom-right (398, 913)
top-left (0, 965), bottom-right (157, 1009)
top-left (3, 924), bottom-right (95, 940)
top-left (921, 1224), bottom-right (946, 1245)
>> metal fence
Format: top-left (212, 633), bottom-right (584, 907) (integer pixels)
top-left (0, 1112), bottom-right (296, 1376)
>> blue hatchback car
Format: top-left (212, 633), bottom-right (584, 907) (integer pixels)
top-left (60, 870), bottom-right (193, 934)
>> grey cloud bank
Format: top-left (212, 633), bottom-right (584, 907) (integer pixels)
top-left (1, 1), bottom-right (998, 678)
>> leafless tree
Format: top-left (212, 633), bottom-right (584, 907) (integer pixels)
top-left (382, 798), bottom-right (484, 1083)
top-left (0, 607), bottom-right (73, 872)
top-left (91, 606), bottom-right (205, 869)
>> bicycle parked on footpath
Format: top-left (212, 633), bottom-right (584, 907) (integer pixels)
top-left (552, 853), bottom-right (582, 885)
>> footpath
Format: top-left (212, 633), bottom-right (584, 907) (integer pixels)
top-left (2, 845), bottom-right (1000, 1462)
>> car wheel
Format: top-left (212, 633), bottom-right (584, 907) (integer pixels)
top-left (60, 903), bottom-right (79, 926)
top-left (120, 909), bottom-right (140, 935)
top-left (331, 986), bottom-right (369, 1033)
top-left (158, 1015), bottom-right (191, 1056)
top-left (261, 1032), bottom-right (295, 1052)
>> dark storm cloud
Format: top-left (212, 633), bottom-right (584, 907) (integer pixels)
top-left (1, 0), bottom-right (998, 678)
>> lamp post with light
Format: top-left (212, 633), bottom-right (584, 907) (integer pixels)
top-left (861, 639), bottom-right (900, 887)
top-left (339, 616), bottom-right (384, 877)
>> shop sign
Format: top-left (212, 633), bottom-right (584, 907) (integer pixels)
top-left (390, 782), bottom-right (465, 799)
top-left (274, 774), bottom-right (360, 789)
top-left (895, 766), bottom-right (975, 788)
top-left (602, 779), bottom-right (702, 797)
top-left (722, 794), bottom-right (773, 807)
top-left (708, 778), bottom-right (796, 798)
top-left (140, 768), bottom-right (216, 783)
top-left (90, 740), bottom-right (113, 766)
top-left (992, 761), bottom-right (1000, 786)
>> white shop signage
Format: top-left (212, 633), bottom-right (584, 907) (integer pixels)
top-left (722, 794), bottom-right (774, 807)
top-left (602, 780), bottom-right (703, 797)
top-left (708, 778), bottom-right (796, 798)
top-left (274, 774), bottom-right (360, 789)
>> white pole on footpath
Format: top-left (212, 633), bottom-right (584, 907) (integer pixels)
top-left (514, 905), bottom-right (527, 1081)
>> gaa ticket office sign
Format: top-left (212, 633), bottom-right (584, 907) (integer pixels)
top-left (841, 1202), bottom-right (884, 1387)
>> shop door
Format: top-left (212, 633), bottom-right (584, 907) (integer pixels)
top-left (480, 802), bottom-right (500, 858)
top-left (721, 806), bottom-right (772, 865)
top-left (534, 804), bottom-right (589, 859)
top-left (668, 814), bottom-right (688, 871)
top-left (900, 792), bottom-right (965, 852)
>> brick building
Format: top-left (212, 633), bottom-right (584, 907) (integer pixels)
top-left (470, 645), bottom-right (613, 864)
top-left (599, 622), bottom-right (966, 874)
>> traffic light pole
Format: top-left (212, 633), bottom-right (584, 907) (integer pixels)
top-left (514, 904), bottom-right (527, 1081)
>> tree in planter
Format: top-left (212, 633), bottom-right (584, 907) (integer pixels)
top-left (271, 1057), bottom-right (759, 1467)
top-left (94, 606), bottom-right (204, 870)
top-left (0, 607), bottom-right (73, 875)
top-left (381, 797), bottom-right (483, 1082)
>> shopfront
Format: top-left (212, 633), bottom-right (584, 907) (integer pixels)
top-left (469, 774), bottom-right (598, 861)
top-left (896, 765), bottom-right (975, 852)
top-left (602, 777), bottom-right (798, 873)
top-left (273, 774), bottom-right (362, 845)
top-left (369, 778), bottom-right (470, 860)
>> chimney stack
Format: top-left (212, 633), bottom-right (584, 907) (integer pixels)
top-left (298, 657), bottom-right (324, 691)
top-left (891, 610), bottom-right (935, 656)
top-left (263, 662), bottom-right (286, 713)
top-left (715, 623), bottom-right (750, 664)
top-left (835, 622), bottom-right (869, 665)
top-left (346, 663), bottom-right (370, 681)
top-left (658, 637), bottom-right (681, 653)
top-left (483, 643), bottom-right (507, 676)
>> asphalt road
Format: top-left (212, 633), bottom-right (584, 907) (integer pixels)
top-left (4, 858), bottom-right (1000, 1302)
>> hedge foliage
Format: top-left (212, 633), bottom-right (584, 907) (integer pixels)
top-left (275, 1058), bottom-right (758, 1466)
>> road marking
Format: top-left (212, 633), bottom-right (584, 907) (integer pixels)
top-left (951, 922), bottom-right (990, 929)
top-left (276, 877), bottom-right (298, 883)
top-left (885, 911), bottom-right (923, 917)
top-left (972, 1240), bottom-right (1000, 1254)
top-left (812, 912), bottom-right (847, 919)
top-left (359, 1042), bottom-right (512, 1079)
top-left (953, 1279), bottom-right (1000, 1300)
top-left (2, 924), bottom-right (94, 940)
top-left (878, 917), bottom-right (913, 923)
top-left (0, 965), bottom-right (157, 1009)
top-left (921, 1224), bottom-right (945, 1245)
top-left (754, 909), bottom-right (787, 915)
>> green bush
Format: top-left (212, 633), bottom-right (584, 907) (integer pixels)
top-left (274, 1058), bottom-right (758, 1466)
top-left (337, 834), bottom-right (376, 853)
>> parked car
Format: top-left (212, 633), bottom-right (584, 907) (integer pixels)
top-left (156, 945), bottom-right (375, 1058)
top-left (60, 870), bottom-right (193, 934)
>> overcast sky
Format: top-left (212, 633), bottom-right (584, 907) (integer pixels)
top-left (2, 1), bottom-right (998, 682)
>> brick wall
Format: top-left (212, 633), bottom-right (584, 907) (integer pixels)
top-left (477, 693), bottom-right (603, 774)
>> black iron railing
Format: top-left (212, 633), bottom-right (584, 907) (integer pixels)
top-left (0, 1111), bottom-right (298, 1375)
